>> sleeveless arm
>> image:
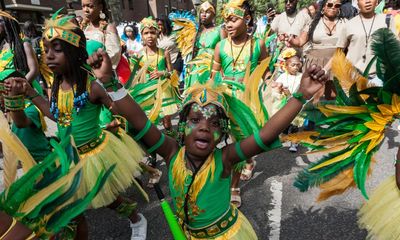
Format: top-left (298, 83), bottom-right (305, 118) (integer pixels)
top-left (23, 42), bottom-right (39, 84)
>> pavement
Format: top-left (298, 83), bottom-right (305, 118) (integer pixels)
top-left (1, 119), bottom-right (398, 240)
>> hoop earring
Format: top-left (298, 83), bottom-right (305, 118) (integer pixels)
top-left (99, 11), bottom-right (106, 20)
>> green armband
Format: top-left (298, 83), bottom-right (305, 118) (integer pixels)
top-left (134, 120), bottom-right (152, 141)
top-left (254, 131), bottom-right (270, 152)
top-left (292, 92), bottom-right (307, 104)
top-left (27, 91), bottom-right (40, 100)
top-left (4, 95), bottom-right (25, 111)
top-left (148, 133), bottom-right (165, 153)
top-left (103, 78), bottom-right (119, 92)
top-left (395, 159), bottom-right (400, 165)
top-left (235, 142), bottom-right (246, 161)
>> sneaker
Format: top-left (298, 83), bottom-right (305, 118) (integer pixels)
top-left (130, 213), bottom-right (147, 240)
top-left (289, 143), bottom-right (298, 152)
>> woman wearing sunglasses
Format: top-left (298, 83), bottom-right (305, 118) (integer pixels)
top-left (289, 0), bottom-right (345, 101)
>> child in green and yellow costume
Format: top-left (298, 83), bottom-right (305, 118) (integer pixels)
top-left (5, 10), bottom-right (149, 239)
top-left (80, 36), bottom-right (329, 238)
top-left (211, 0), bottom-right (270, 208)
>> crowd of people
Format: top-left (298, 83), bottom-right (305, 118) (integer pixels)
top-left (0, 0), bottom-right (400, 239)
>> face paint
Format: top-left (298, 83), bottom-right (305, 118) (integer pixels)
top-left (191, 103), bottom-right (218, 120)
top-left (185, 120), bottom-right (195, 136)
top-left (213, 131), bottom-right (221, 141)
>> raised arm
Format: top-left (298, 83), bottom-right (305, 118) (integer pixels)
top-left (4, 77), bottom-right (54, 121)
top-left (222, 65), bottom-right (328, 168)
top-left (88, 49), bottom-right (179, 163)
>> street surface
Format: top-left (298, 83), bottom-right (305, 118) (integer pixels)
top-left (1, 119), bottom-right (398, 240)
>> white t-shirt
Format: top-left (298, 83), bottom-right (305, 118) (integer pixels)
top-left (271, 10), bottom-right (311, 37)
top-left (276, 72), bottom-right (302, 94)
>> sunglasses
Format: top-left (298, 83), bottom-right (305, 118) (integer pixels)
top-left (326, 3), bottom-right (341, 8)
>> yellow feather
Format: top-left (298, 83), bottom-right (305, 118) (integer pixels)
top-left (377, 104), bottom-right (394, 116)
top-left (3, 144), bottom-right (18, 188)
top-left (148, 80), bottom-right (163, 122)
top-left (391, 94), bottom-right (400, 113)
top-left (0, 10), bottom-right (18, 23)
top-left (331, 49), bottom-right (368, 93)
top-left (309, 143), bottom-right (361, 171)
top-left (366, 133), bottom-right (385, 153)
top-left (317, 167), bottom-right (355, 201)
top-left (282, 131), bottom-right (319, 144)
top-left (370, 112), bottom-right (390, 125)
top-left (364, 121), bottom-right (386, 131)
top-left (313, 131), bottom-right (358, 145)
top-left (0, 111), bottom-right (36, 173)
top-left (324, 105), bottom-right (369, 114)
top-left (360, 130), bottom-right (382, 142)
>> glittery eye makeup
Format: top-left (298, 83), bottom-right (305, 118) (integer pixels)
top-left (191, 103), bottom-right (218, 120)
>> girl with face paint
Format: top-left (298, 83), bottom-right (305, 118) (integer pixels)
top-left (82, 32), bottom-right (328, 237)
top-left (183, 1), bottom-right (227, 88)
top-left (211, 0), bottom-right (269, 208)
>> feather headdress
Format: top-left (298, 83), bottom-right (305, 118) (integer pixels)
top-left (43, 8), bottom-right (81, 47)
top-left (223, 0), bottom-right (246, 19)
top-left (139, 17), bottom-right (159, 33)
top-left (200, 1), bottom-right (215, 14)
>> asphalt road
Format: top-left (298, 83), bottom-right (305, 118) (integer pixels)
top-left (1, 120), bottom-right (398, 240)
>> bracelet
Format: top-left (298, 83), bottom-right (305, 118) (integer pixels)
top-left (148, 133), bottom-right (165, 153)
top-left (134, 120), bottom-right (152, 141)
top-left (4, 95), bottom-right (25, 111)
top-left (254, 131), bottom-right (270, 152)
top-left (0, 83), bottom-right (5, 93)
top-left (103, 78), bottom-right (119, 92)
top-left (27, 91), bottom-right (40, 100)
top-left (108, 88), bottom-right (128, 101)
top-left (394, 159), bottom-right (400, 165)
top-left (235, 142), bottom-right (247, 161)
top-left (292, 92), bottom-right (308, 104)
top-left (0, 217), bottom-right (17, 239)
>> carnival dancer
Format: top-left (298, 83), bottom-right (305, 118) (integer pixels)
top-left (183, 1), bottom-right (226, 88)
top-left (82, 33), bottom-right (328, 238)
top-left (7, 12), bottom-right (148, 240)
top-left (0, 110), bottom-right (113, 239)
top-left (211, 0), bottom-right (269, 208)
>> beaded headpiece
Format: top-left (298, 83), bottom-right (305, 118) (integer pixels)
top-left (43, 8), bottom-right (81, 48)
top-left (183, 83), bottom-right (229, 115)
top-left (140, 17), bottom-right (159, 33)
top-left (200, 1), bottom-right (215, 14)
top-left (223, 0), bottom-right (246, 19)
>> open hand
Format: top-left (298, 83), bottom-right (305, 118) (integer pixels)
top-left (297, 65), bottom-right (328, 100)
top-left (149, 70), bottom-right (164, 80)
top-left (87, 49), bottom-right (113, 84)
top-left (4, 77), bottom-right (28, 96)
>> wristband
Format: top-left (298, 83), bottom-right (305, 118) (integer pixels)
top-left (108, 88), bottom-right (128, 101)
top-left (103, 78), bottom-right (119, 91)
top-left (394, 159), bottom-right (400, 165)
top-left (235, 142), bottom-right (247, 161)
top-left (148, 133), bottom-right (165, 153)
top-left (4, 95), bottom-right (25, 111)
top-left (254, 131), bottom-right (270, 152)
top-left (27, 91), bottom-right (40, 100)
top-left (292, 92), bottom-right (308, 104)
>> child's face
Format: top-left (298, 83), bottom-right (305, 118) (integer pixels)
top-left (285, 56), bottom-right (302, 75)
top-left (184, 103), bottom-right (223, 159)
top-left (43, 39), bottom-right (67, 75)
top-left (200, 9), bottom-right (215, 25)
top-left (224, 16), bottom-right (248, 38)
top-left (125, 30), bottom-right (134, 38)
top-left (142, 27), bottom-right (158, 47)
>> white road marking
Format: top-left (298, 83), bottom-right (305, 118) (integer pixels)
top-left (268, 179), bottom-right (283, 240)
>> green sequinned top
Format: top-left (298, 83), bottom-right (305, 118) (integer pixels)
top-left (169, 147), bottom-right (231, 228)
top-left (219, 37), bottom-right (262, 82)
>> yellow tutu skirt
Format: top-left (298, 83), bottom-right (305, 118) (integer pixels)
top-left (160, 86), bottom-right (180, 117)
top-left (190, 210), bottom-right (258, 240)
top-left (74, 130), bottom-right (145, 209)
top-left (358, 176), bottom-right (400, 239)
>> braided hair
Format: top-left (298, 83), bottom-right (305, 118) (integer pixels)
top-left (1, 17), bottom-right (29, 74)
top-left (177, 102), bottom-right (229, 146)
top-left (51, 28), bottom-right (88, 105)
top-left (308, 0), bottom-right (343, 43)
